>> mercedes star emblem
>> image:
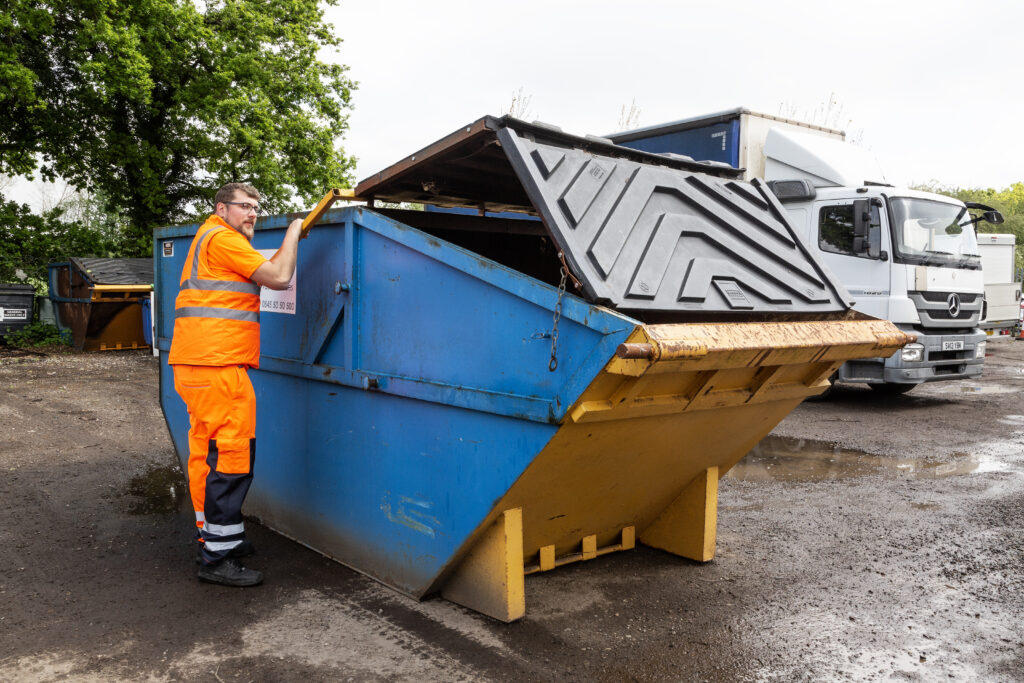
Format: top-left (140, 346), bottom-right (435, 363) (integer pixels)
top-left (947, 292), bottom-right (961, 318)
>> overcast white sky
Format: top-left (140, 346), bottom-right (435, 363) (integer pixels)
top-left (9, 0), bottom-right (1022, 210)
top-left (330, 0), bottom-right (1023, 190)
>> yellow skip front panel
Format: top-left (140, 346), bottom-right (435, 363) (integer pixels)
top-left (439, 317), bottom-right (912, 612)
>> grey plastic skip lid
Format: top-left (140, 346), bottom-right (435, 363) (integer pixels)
top-left (356, 116), bottom-right (852, 315)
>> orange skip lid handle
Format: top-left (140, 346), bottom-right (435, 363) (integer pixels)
top-left (300, 188), bottom-right (356, 238)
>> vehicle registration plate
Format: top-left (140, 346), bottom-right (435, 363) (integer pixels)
top-left (942, 341), bottom-right (964, 351)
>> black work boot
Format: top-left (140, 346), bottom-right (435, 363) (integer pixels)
top-left (195, 540), bottom-right (256, 565)
top-left (197, 558), bottom-right (263, 587)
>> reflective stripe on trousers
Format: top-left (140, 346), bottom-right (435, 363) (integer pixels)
top-left (172, 364), bottom-right (257, 564)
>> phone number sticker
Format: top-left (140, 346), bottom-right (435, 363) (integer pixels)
top-left (257, 249), bottom-right (297, 315)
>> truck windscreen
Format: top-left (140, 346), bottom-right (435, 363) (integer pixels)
top-left (890, 197), bottom-right (981, 268)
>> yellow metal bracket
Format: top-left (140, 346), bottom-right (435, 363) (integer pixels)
top-left (745, 365), bottom-right (785, 403)
top-left (640, 466), bottom-right (719, 562)
top-left (441, 508), bottom-right (525, 622)
top-left (803, 360), bottom-right (844, 394)
top-left (525, 526), bottom-right (636, 574)
top-left (98, 342), bottom-right (146, 351)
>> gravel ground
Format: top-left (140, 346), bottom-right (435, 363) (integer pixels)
top-left (1, 341), bottom-right (1022, 681)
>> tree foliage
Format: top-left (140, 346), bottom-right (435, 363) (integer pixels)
top-left (617, 98), bottom-right (641, 132)
top-left (501, 87), bottom-right (534, 121)
top-left (2, 0), bottom-right (356, 254)
top-left (777, 93), bottom-right (864, 145)
top-left (0, 198), bottom-right (117, 287)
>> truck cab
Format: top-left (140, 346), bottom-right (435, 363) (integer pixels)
top-left (777, 184), bottom-right (986, 391)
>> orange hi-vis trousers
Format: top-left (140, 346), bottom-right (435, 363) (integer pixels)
top-left (172, 364), bottom-right (256, 564)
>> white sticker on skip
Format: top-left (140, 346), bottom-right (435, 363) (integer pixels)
top-left (257, 249), bottom-right (296, 314)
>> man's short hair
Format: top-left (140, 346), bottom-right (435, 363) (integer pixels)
top-left (214, 182), bottom-right (260, 207)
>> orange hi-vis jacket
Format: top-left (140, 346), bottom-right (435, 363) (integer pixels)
top-left (168, 216), bottom-right (263, 367)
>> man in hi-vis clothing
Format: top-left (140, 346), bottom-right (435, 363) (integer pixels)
top-left (169, 182), bottom-right (303, 587)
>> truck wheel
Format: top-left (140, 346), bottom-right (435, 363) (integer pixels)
top-left (868, 382), bottom-right (916, 395)
top-left (806, 372), bottom-right (838, 402)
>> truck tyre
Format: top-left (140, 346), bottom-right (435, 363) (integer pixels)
top-left (868, 382), bottom-right (916, 395)
top-left (806, 372), bottom-right (838, 402)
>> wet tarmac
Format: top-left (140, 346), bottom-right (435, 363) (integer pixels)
top-left (2, 345), bottom-right (1023, 681)
top-left (932, 382), bottom-right (1020, 395)
top-left (726, 435), bottom-right (1013, 482)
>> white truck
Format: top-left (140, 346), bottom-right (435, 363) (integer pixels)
top-left (976, 233), bottom-right (1021, 337)
top-left (609, 108), bottom-right (1005, 394)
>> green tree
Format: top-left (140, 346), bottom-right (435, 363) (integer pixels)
top-left (0, 3), bottom-right (51, 177)
top-left (2, 0), bottom-right (356, 255)
top-left (0, 199), bottom-right (115, 288)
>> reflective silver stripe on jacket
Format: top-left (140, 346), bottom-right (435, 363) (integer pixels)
top-left (182, 225), bottom-right (261, 295)
top-left (175, 225), bottom-right (261, 321)
top-left (176, 307), bottom-right (259, 322)
top-left (180, 278), bottom-right (259, 294)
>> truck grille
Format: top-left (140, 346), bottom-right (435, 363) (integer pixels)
top-left (917, 291), bottom-right (979, 304)
top-left (908, 291), bottom-right (982, 327)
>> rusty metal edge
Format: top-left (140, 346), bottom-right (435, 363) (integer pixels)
top-left (354, 116), bottom-right (501, 197)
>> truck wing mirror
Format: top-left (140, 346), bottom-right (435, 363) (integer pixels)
top-left (964, 201), bottom-right (1005, 225)
top-left (852, 199), bottom-right (871, 254)
top-left (984, 210), bottom-right (1004, 225)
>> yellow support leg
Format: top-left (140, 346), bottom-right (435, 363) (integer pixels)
top-left (442, 508), bottom-right (525, 622)
top-left (640, 466), bottom-right (719, 562)
top-left (581, 534), bottom-right (597, 560)
top-left (539, 545), bottom-right (555, 571)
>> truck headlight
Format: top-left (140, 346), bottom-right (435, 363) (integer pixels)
top-left (975, 341), bottom-right (986, 359)
top-left (901, 343), bottom-right (924, 363)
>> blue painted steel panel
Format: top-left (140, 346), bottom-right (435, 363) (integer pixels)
top-left (141, 296), bottom-right (152, 346)
top-left (155, 206), bottom-right (635, 595)
top-left (616, 119), bottom-right (740, 167)
top-left (245, 370), bottom-right (556, 594)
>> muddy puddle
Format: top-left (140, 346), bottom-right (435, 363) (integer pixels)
top-left (725, 435), bottom-right (1010, 482)
top-left (123, 465), bottom-right (188, 514)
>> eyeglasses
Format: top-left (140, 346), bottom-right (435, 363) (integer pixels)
top-left (224, 201), bottom-right (261, 215)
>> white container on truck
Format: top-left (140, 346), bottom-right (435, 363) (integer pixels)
top-left (976, 233), bottom-right (1021, 337)
top-left (609, 108), bottom-right (1005, 394)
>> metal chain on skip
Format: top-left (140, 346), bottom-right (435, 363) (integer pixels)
top-left (549, 256), bottom-right (568, 372)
